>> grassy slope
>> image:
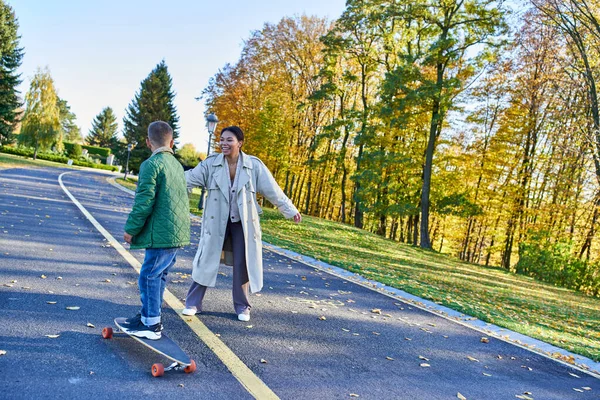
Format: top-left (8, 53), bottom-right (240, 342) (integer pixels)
top-left (115, 178), bottom-right (600, 363)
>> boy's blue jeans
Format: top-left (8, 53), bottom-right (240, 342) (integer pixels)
top-left (139, 247), bottom-right (178, 326)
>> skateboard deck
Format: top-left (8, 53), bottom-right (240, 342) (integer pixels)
top-left (102, 317), bottom-right (196, 377)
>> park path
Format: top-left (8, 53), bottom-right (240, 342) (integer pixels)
top-left (0, 166), bottom-right (597, 399)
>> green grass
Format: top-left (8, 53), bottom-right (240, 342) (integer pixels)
top-left (115, 178), bottom-right (600, 363)
top-left (258, 209), bottom-right (600, 364)
top-left (0, 152), bottom-right (78, 170)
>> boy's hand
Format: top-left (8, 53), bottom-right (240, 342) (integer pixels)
top-left (124, 233), bottom-right (133, 244)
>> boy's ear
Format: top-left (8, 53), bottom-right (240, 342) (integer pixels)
top-left (170, 138), bottom-right (174, 148)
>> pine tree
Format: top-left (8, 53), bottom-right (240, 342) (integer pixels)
top-left (18, 68), bottom-right (60, 159)
top-left (57, 97), bottom-right (82, 143)
top-left (123, 60), bottom-right (180, 173)
top-left (0, 1), bottom-right (24, 145)
top-left (87, 106), bottom-right (118, 148)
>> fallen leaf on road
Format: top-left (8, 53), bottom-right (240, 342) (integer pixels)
top-left (319, 316), bottom-right (327, 321)
top-left (573, 388), bottom-right (584, 393)
top-left (56, 277), bottom-right (62, 280)
top-left (405, 337), bottom-right (412, 341)
top-left (246, 325), bottom-right (253, 329)
top-left (342, 328), bottom-right (350, 332)
top-left (480, 337), bottom-right (489, 343)
top-left (582, 387), bottom-right (591, 391)
top-left (372, 332), bottom-right (380, 336)
top-left (386, 357), bottom-right (394, 361)
top-left (260, 359), bottom-right (268, 364)
top-left (66, 306), bottom-right (80, 311)
top-left (349, 394), bottom-right (359, 398)
top-left (371, 309), bottom-right (381, 314)
top-left (467, 356), bottom-right (479, 362)
top-left (497, 355), bottom-right (503, 359)
top-left (515, 395), bottom-right (533, 400)
top-left (419, 356), bottom-right (430, 361)
top-left (126, 281), bottom-right (135, 285)
top-left (103, 279), bottom-right (111, 283)
top-left (483, 373), bottom-right (492, 377)
top-left (40, 275), bottom-right (47, 279)
top-left (0, 350), bottom-right (6, 356)
top-left (4, 284), bottom-right (13, 287)
top-left (457, 393), bottom-right (467, 400)
top-left (87, 323), bottom-right (95, 328)
top-left (45, 335), bottom-right (60, 339)
top-left (178, 384), bottom-right (184, 388)
top-left (521, 365), bottom-right (532, 371)
top-left (420, 363), bottom-right (431, 367)
top-left (46, 301), bottom-right (57, 304)
top-left (569, 372), bottom-right (580, 378)
top-left (21, 287), bottom-right (31, 290)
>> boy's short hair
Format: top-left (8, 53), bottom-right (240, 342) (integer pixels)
top-left (148, 121), bottom-right (173, 146)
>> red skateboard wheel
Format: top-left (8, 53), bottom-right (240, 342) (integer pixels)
top-left (102, 327), bottom-right (113, 339)
top-left (184, 360), bottom-right (196, 374)
top-left (152, 363), bottom-right (164, 377)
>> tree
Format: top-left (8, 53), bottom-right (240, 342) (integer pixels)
top-left (18, 68), bottom-right (60, 159)
top-left (176, 143), bottom-right (204, 168)
top-left (87, 106), bottom-right (118, 148)
top-left (123, 60), bottom-right (180, 173)
top-left (57, 97), bottom-right (82, 143)
top-left (0, 1), bottom-right (24, 145)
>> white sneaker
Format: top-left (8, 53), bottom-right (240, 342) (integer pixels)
top-left (182, 308), bottom-right (199, 316)
top-left (237, 313), bottom-right (250, 322)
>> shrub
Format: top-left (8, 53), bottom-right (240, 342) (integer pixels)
top-left (67, 143), bottom-right (82, 158)
top-left (516, 234), bottom-right (600, 296)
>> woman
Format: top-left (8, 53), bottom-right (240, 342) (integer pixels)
top-left (182, 126), bottom-right (301, 321)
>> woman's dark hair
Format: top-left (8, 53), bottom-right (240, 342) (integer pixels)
top-left (220, 126), bottom-right (244, 142)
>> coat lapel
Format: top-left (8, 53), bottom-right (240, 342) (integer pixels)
top-left (211, 153), bottom-right (229, 201)
top-left (236, 152), bottom-right (253, 193)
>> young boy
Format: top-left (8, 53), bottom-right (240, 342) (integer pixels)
top-left (121, 121), bottom-right (190, 340)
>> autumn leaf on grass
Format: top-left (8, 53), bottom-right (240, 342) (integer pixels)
top-left (457, 393), bottom-right (467, 400)
top-left (66, 306), bottom-right (80, 311)
top-left (467, 356), bottom-right (479, 362)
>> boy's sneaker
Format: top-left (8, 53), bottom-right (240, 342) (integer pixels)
top-left (121, 318), bottom-right (162, 340)
top-left (121, 314), bottom-right (163, 331)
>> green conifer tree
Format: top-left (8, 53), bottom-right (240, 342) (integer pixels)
top-left (122, 60), bottom-right (180, 173)
top-left (87, 106), bottom-right (118, 148)
top-left (0, 1), bottom-right (24, 145)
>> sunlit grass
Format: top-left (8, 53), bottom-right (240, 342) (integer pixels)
top-left (257, 208), bottom-right (600, 363)
top-left (0, 152), bottom-right (77, 170)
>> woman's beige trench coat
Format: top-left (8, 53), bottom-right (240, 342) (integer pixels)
top-left (185, 151), bottom-right (298, 293)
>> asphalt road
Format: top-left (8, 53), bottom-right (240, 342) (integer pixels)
top-left (0, 166), bottom-right (597, 400)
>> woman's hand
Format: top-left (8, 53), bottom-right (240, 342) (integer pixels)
top-left (293, 213), bottom-right (302, 224)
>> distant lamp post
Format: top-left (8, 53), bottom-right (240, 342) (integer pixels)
top-left (124, 143), bottom-right (133, 180)
top-left (198, 113), bottom-right (219, 210)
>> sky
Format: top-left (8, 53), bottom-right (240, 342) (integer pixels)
top-left (9, 0), bottom-right (347, 151)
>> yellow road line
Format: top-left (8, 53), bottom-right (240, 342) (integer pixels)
top-left (59, 172), bottom-right (279, 399)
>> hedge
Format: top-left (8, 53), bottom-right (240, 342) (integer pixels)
top-left (63, 142), bottom-right (111, 158)
top-left (0, 146), bottom-right (119, 172)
